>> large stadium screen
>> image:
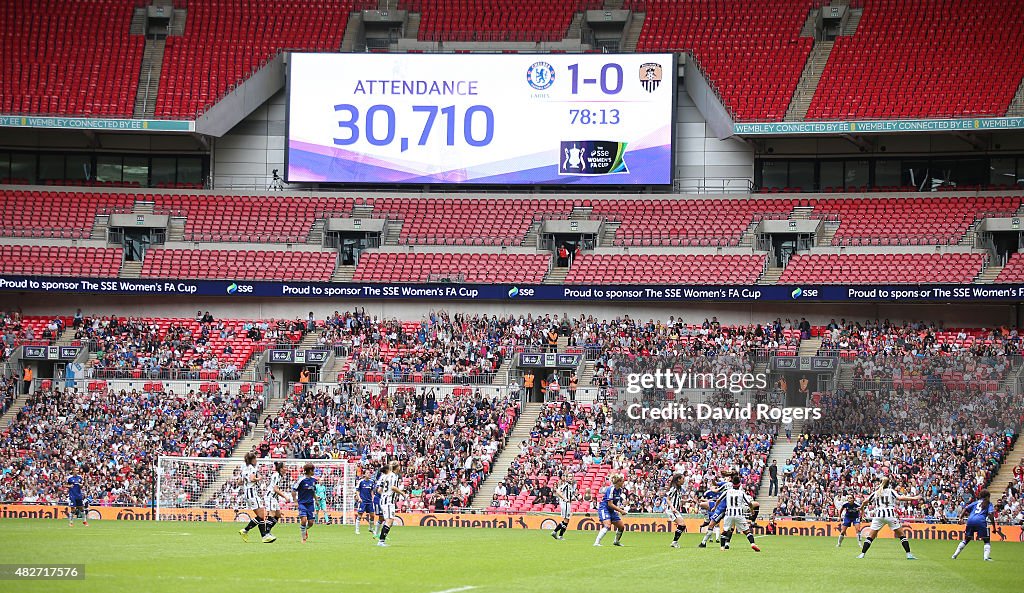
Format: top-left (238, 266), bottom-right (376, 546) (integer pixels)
top-left (286, 53), bottom-right (675, 185)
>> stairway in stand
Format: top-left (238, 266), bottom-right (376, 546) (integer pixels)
top-left (989, 435), bottom-right (1024, 502)
top-left (0, 391), bottom-right (31, 429)
top-left (199, 396), bottom-right (287, 505)
top-left (755, 418), bottom-right (806, 518)
top-left (469, 402), bottom-right (545, 510)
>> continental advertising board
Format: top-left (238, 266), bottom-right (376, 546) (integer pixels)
top-left (2, 505), bottom-right (1020, 542)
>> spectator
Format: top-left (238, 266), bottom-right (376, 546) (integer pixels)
top-left (768, 460), bottom-right (779, 496)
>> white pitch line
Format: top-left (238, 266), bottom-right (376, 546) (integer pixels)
top-left (429, 587), bottom-right (477, 593)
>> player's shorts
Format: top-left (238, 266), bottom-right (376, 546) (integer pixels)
top-left (665, 510), bottom-right (684, 522)
top-left (597, 507), bottom-right (620, 523)
top-left (379, 502), bottom-right (396, 520)
top-left (264, 494), bottom-right (280, 512)
top-left (68, 496), bottom-right (83, 508)
top-left (560, 501), bottom-right (573, 520)
top-left (869, 516), bottom-right (902, 531)
top-left (842, 515), bottom-right (860, 528)
top-left (297, 503), bottom-right (315, 521)
top-left (357, 500), bottom-right (375, 514)
top-left (722, 515), bottom-right (750, 533)
top-left (373, 499), bottom-right (382, 516)
top-left (709, 506), bottom-right (726, 523)
top-left (244, 492), bottom-right (263, 510)
top-left (963, 521), bottom-right (990, 541)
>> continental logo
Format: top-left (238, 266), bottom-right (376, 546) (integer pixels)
top-left (416, 514), bottom-right (526, 529)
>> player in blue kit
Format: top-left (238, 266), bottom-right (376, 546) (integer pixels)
top-left (372, 478), bottom-right (384, 538)
top-left (292, 462), bottom-right (318, 543)
top-left (594, 473), bottom-right (627, 547)
top-left (698, 477), bottom-right (730, 548)
top-left (67, 470), bottom-right (88, 527)
top-left (355, 472), bottom-right (377, 535)
top-left (952, 490), bottom-right (1001, 561)
top-left (836, 492), bottom-right (862, 548)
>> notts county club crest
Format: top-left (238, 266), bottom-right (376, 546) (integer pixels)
top-left (639, 62), bottom-right (662, 93)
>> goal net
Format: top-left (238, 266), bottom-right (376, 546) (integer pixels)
top-left (156, 456), bottom-right (355, 524)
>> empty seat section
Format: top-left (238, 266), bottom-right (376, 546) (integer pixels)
top-left (778, 252), bottom-right (985, 285)
top-left (628, 0), bottom-right (814, 121)
top-left (352, 252), bottom-right (550, 283)
top-left (139, 248), bottom-right (335, 281)
top-left (366, 197), bottom-right (574, 245)
top-left (400, 0), bottom-right (601, 42)
top-left (0, 245), bottom-right (123, 277)
top-left (993, 252), bottom-right (1024, 283)
top-left (808, 196), bottom-right (1021, 245)
top-left (0, 0), bottom-right (143, 117)
top-left (150, 194), bottom-right (355, 243)
top-left (156, 0), bottom-right (373, 118)
top-left (564, 254), bottom-right (766, 285)
top-left (0, 189), bottom-right (134, 238)
top-left (807, 0), bottom-right (1024, 120)
top-left (590, 198), bottom-right (793, 246)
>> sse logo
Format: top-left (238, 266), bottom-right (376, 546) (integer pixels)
top-left (507, 286), bottom-right (535, 298)
top-left (790, 287), bottom-right (819, 299)
top-left (226, 283), bottom-right (254, 295)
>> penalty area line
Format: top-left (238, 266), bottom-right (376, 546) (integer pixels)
top-left (429, 587), bottom-right (478, 593)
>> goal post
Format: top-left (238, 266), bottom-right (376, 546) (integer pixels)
top-left (155, 456), bottom-right (355, 524)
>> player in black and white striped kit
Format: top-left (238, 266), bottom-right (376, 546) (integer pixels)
top-left (716, 475), bottom-right (760, 552)
top-left (551, 472), bottom-right (577, 540)
top-left (238, 452), bottom-right (273, 543)
top-left (376, 461), bottom-right (406, 547)
top-left (858, 477), bottom-right (921, 560)
top-left (664, 473), bottom-right (688, 548)
top-left (263, 461), bottom-right (292, 542)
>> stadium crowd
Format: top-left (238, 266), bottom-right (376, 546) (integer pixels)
top-left (0, 386), bottom-right (262, 506)
top-left (493, 401), bottom-right (774, 513)
top-left (252, 384), bottom-right (520, 511)
top-left (774, 432), bottom-right (1013, 522)
top-left (584, 317), bottom-right (804, 388)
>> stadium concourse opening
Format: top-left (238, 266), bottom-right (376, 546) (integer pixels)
top-left (3, 0), bottom-right (1024, 591)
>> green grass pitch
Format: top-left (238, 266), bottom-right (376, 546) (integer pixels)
top-left (0, 520), bottom-right (1021, 593)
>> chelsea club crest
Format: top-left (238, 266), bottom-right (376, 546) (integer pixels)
top-left (526, 62), bottom-right (555, 91)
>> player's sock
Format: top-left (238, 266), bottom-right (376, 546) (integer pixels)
top-left (952, 541), bottom-right (967, 558)
top-left (267, 517), bottom-right (279, 533)
top-left (861, 537), bottom-right (872, 555)
top-left (595, 527), bottom-right (608, 544)
top-left (700, 530), bottom-right (711, 545)
top-left (714, 526), bottom-right (721, 542)
top-left (673, 525), bottom-right (684, 542)
top-left (613, 528), bottom-right (623, 544)
top-left (719, 532), bottom-right (729, 549)
top-left (257, 520), bottom-right (268, 537)
top-left (243, 518), bottom-right (258, 533)
top-left (837, 533), bottom-right (844, 547)
top-left (983, 543), bottom-right (991, 561)
top-left (746, 533), bottom-right (756, 545)
top-left (560, 521), bottom-right (569, 536)
top-left (900, 537), bottom-right (911, 554)
top-left (379, 525), bottom-right (391, 542)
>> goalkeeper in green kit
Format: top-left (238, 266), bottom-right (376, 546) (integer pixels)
top-left (314, 481), bottom-right (329, 523)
